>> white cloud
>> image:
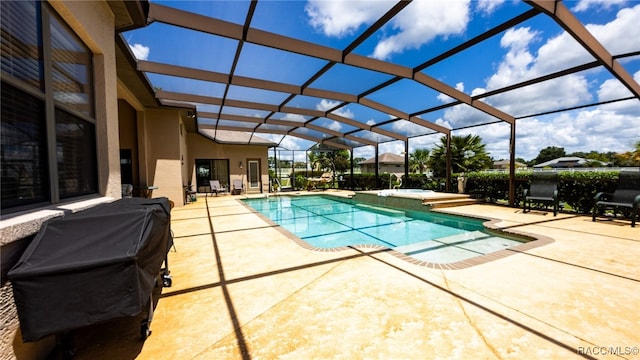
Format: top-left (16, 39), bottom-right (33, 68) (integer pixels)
top-left (474, 26), bottom-right (593, 117)
top-left (422, 6), bottom-right (640, 160)
top-left (597, 70), bottom-right (640, 114)
top-left (465, 107), bottom-right (640, 161)
top-left (378, 141), bottom-right (405, 157)
top-left (598, 77), bottom-right (631, 101)
top-left (434, 117), bottom-right (452, 130)
top-left (281, 113), bottom-right (307, 122)
top-left (572, 0), bottom-right (626, 12)
top-left (483, 5), bottom-right (640, 93)
top-left (486, 27), bottom-right (539, 88)
top-left (316, 99), bottom-right (340, 111)
top-left (442, 103), bottom-right (496, 128)
top-left (437, 82), bottom-right (465, 103)
top-left (476, 0), bottom-right (506, 15)
top-left (305, 0), bottom-right (471, 60)
top-left (316, 99), bottom-right (354, 119)
top-left (305, 0), bottom-right (393, 37)
top-left (129, 43), bottom-right (149, 60)
top-left (327, 120), bottom-right (343, 132)
top-left (278, 135), bottom-right (307, 151)
top-left (585, 4), bottom-right (640, 55)
top-left (532, 4), bottom-right (640, 75)
top-left (372, 0), bottom-right (470, 60)
top-left (334, 108), bottom-right (355, 119)
top-left (489, 76), bottom-right (592, 117)
top-left (298, 2), bottom-right (640, 161)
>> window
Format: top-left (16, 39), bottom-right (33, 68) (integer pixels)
top-left (1, 83), bottom-right (48, 209)
top-left (1, 1), bottom-right (97, 213)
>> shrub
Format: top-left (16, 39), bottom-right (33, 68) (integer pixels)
top-left (465, 170), bottom-right (620, 214)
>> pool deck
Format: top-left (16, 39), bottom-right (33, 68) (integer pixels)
top-left (66, 190), bottom-right (639, 359)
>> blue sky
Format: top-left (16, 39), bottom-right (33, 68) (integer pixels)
top-left (125, 0), bottom-right (640, 163)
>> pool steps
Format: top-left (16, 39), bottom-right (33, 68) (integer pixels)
top-left (354, 203), bottom-right (405, 216)
top-left (424, 197), bottom-right (481, 209)
top-left (353, 192), bottom-right (480, 211)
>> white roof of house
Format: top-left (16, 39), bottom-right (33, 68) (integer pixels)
top-left (534, 157), bottom-right (608, 168)
top-left (493, 160), bottom-right (526, 167)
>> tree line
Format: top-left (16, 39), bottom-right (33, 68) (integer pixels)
top-left (274, 137), bottom-right (640, 180)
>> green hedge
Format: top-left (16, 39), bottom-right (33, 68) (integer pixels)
top-left (290, 171), bottom-right (620, 213)
top-left (330, 173), bottom-right (441, 190)
top-left (465, 171), bottom-right (619, 213)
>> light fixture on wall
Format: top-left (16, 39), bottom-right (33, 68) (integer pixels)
top-left (186, 111), bottom-right (195, 119)
top-left (239, 161), bottom-right (243, 169)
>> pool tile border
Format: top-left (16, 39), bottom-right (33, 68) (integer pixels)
top-left (237, 195), bottom-right (555, 270)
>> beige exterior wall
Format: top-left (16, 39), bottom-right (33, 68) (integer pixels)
top-left (187, 134), bottom-right (270, 195)
top-left (361, 163), bottom-right (405, 174)
top-left (139, 109), bottom-right (184, 205)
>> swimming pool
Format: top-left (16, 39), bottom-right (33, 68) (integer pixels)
top-left (243, 195), bottom-right (527, 265)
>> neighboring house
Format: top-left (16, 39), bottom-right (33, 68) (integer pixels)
top-left (0, 1), bottom-right (272, 356)
top-left (533, 157), bottom-right (609, 168)
top-left (359, 153), bottom-right (405, 174)
top-left (493, 160), bottom-right (527, 169)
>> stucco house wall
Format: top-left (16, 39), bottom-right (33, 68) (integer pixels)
top-left (138, 109), bottom-right (184, 205)
top-left (361, 163), bottom-right (405, 174)
top-left (187, 133), bottom-right (270, 195)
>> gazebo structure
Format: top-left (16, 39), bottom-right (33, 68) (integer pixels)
top-left (1, 1), bottom-right (639, 357)
top-left (122, 0), bottom-right (640, 205)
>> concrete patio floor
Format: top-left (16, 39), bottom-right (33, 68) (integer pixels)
top-left (69, 191), bottom-right (639, 359)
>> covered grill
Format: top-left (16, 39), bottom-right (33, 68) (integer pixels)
top-left (8, 197), bottom-right (173, 342)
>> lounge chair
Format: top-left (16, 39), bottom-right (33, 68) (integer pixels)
top-left (279, 177), bottom-right (292, 191)
top-left (523, 171), bottom-right (560, 216)
top-left (592, 170), bottom-right (640, 227)
top-left (232, 179), bottom-right (244, 195)
top-left (209, 180), bottom-right (226, 197)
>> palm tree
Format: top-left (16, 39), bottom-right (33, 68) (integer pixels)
top-left (307, 151), bottom-right (325, 172)
top-left (308, 144), bottom-right (350, 186)
top-left (428, 134), bottom-right (493, 177)
top-left (409, 149), bottom-right (430, 174)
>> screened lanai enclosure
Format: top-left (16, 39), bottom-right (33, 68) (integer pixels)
top-left (122, 0), bottom-right (640, 204)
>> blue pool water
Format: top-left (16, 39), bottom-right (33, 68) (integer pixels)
top-left (242, 195), bottom-right (525, 264)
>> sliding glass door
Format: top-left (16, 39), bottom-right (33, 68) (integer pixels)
top-left (195, 159), bottom-right (229, 193)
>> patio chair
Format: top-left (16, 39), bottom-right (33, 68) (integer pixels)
top-left (184, 184), bottom-right (197, 203)
top-left (523, 172), bottom-right (560, 216)
top-left (592, 169), bottom-right (640, 227)
top-left (209, 180), bottom-right (226, 197)
top-left (232, 179), bottom-right (244, 195)
top-left (121, 184), bottom-right (133, 198)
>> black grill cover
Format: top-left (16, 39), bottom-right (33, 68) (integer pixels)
top-left (8, 197), bottom-right (172, 342)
